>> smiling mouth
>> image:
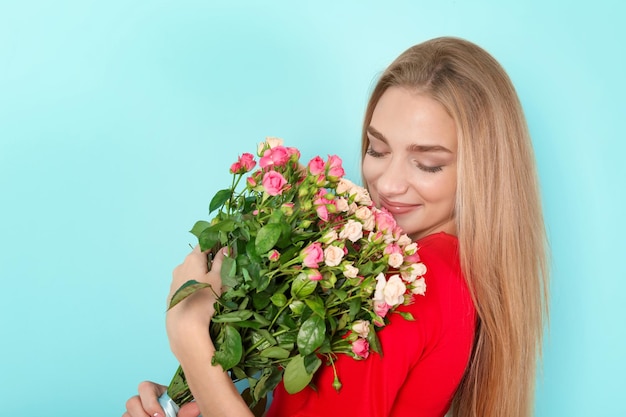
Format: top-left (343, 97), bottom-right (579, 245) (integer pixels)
top-left (379, 196), bottom-right (422, 215)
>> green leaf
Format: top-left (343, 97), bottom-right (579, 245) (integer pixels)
top-left (290, 273), bottom-right (318, 299)
top-left (255, 223), bottom-right (282, 254)
top-left (257, 329), bottom-right (277, 346)
top-left (168, 280), bottom-right (213, 310)
top-left (212, 310), bottom-right (254, 323)
top-left (303, 353), bottom-right (322, 374)
top-left (220, 255), bottom-right (238, 288)
top-left (297, 315), bottom-right (326, 356)
top-left (252, 312), bottom-right (271, 326)
top-left (252, 293), bottom-right (271, 310)
top-left (276, 222), bottom-right (294, 248)
top-left (189, 220), bottom-right (211, 239)
top-left (270, 293), bottom-right (288, 307)
top-left (253, 367), bottom-right (283, 405)
top-left (209, 188), bottom-right (233, 213)
top-left (396, 311), bottom-right (415, 321)
top-left (348, 297), bottom-right (361, 320)
top-left (198, 228), bottom-right (220, 252)
top-left (283, 354), bottom-right (314, 394)
top-left (304, 296), bottom-right (326, 318)
top-left (233, 320), bottom-right (261, 329)
top-left (260, 346), bottom-right (291, 359)
top-left (367, 328), bottom-right (382, 356)
top-left (212, 325), bottom-right (243, 370)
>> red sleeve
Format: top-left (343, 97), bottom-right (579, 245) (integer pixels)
top-left (266, 233), bottom-right (476, 417)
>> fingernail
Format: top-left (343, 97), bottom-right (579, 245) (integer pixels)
top-left (223, 248), bottom-right (230, 257)
top-left (153, 413), bottom-right (163, 417)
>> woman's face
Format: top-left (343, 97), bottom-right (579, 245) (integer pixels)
top-left (362, 86), bottom-right (458, 240)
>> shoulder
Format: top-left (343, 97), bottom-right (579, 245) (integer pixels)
top-left (416, 232), bottom-right (460, 273)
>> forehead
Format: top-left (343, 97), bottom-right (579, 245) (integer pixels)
top-left (370, 87), bottom-right (458, 153)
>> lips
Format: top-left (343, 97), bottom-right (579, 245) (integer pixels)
top-left (379, 196), bottom-right (422, 215)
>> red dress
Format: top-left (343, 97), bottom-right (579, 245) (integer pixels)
top-left (265, 232), bottom-right (476, 417)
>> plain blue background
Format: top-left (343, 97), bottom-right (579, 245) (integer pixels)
top-left (1, 1), bottom-right (624, 416)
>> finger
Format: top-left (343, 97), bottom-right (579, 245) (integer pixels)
top-left (208, 247), bottom-right (228, 272)
top-left (137, 381), bottom-right (167, 417)
top-left (125, 396), bottom-right (151, 417)
top-left (178, 402), bottom-right (201, 417)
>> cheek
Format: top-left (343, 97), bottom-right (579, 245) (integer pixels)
top-left (417, 171), bottom-right (456, 203)
top-left (361, 159), bottom-right (377, 188)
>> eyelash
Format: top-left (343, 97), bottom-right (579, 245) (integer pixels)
top-left (366, 147), bottom-right (443, 173)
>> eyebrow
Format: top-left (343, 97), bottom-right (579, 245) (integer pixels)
top-left (367, 125), bottom-right (453, 153)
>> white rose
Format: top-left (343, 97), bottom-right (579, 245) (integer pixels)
top-left (324, 245), bottom-right (345, 267)
top-left (413, 262), bottom-right (427, 276)
top-left (373, 273), bottom-right (386, 302)
top-left (388, 253), bottom-right (404, 268)
top-left (336, 178), bottom-right (356, 194)
top-left (335, 197), bottom-right (349, 212)
top-left (403, 242), bottom-right (418, 255)
top-left (397, 234), bottom-right (412, 247)
top-left (342, 262), bottom-right (359, 278)
top-left (355, 206), bottom-right (372, 221)
top-left (348, 202), bottom-right (358, 215)
top-left (352, 320), bottom-right (370, 338)
top-left (411, 277), bottom-right (426, 296)
top-left (339, 219), bottom-right (363, 242)
top-left (362, 216), bottom-right (375, 231)
top-left (321, 230), bottom-right (338, 245)
top-left (257, 136), bottom-right (284, 155)
top-left (382, 274), bottom-right (407, 306)
top-left (383, 231), bottom-right (395, 244)
top-left (353, 185), bottom-right (372, 205)
top-left (401, 262), bottom-right (427, 283)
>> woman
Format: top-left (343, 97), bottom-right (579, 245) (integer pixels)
top-left (123, 36), bottom-right (548, 417)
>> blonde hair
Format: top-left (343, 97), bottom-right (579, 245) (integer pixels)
top-left (361, 37), bottom-right (549, 417)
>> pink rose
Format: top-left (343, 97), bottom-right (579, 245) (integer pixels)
top-left (246, 176), bottom-right (257, 187)
top-left (262, 171), bottom-right (287, 196)
top-left (301, 242), bottom-right (324, 268)
top-left (351, 338), bottom-right (370, 359)
top-left (326, 155), bottom-right (345, 179)
top-left (239, 153), bottom-right (256, 172)
top-left (229, 161), bottom-right (242, 174)
top-left (308, 156), bottom-right (326, 175)
top-left (268, 249), bottom-right (280, 262)
top-left (404, 252), bottom-right (421, 263)
top-left (374, 300), bottom-right (391, 318)
top-left (314, 192), bottom-right (336, 222)
top-left (374, 208), bottom-right (397, 232)
top-left (260, 146), bottom-right (290, 168)
top-left (316, 205), bottom-right (329, 222)
top-left (306, 269), bottom-right (323, 281)
top-left (230, 153), bottom-right (257, 174)
top-left (384, 243), bottom-right (401, 255)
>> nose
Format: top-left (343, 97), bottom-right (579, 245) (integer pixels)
top-left (375, 158), bottom-right (409, 196)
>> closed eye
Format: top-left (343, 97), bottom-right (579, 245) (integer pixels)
top-left (366, 148), bottom-right (386, 158)
top-left (417, 163), bottom-right (443, 173)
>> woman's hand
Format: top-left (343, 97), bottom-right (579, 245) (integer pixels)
top-left (166, 246), bottom-right (227, 357)
top-left (122, 381), bottom-right (201, 417)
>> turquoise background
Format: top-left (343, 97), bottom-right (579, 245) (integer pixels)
top-left (1, 1), bottom-right (624, 416)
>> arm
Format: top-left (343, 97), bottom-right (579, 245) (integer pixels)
top-left (165, 246), bottom-right (254, 417)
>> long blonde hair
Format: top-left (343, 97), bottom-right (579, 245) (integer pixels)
top-left (361, 37), bottom-right (549, 417)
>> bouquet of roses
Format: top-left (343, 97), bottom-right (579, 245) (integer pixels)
top-left (160, 137), bottom-right (427, 415)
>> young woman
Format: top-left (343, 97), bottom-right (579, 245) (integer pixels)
top-left (123, 36), bottom-right (548, 417)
